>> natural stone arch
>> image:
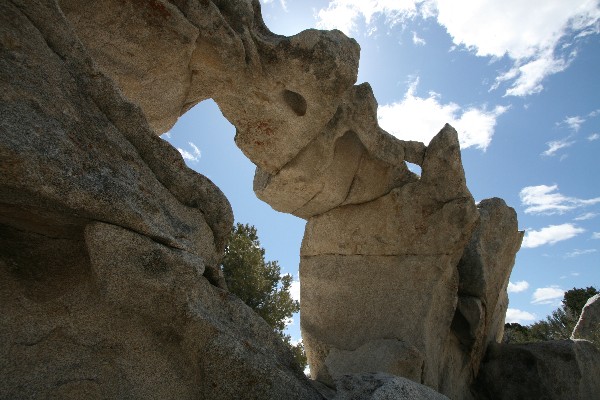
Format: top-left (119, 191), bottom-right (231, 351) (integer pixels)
top-left (57, 0), bottom-right (525, 397)
top-left (1, 0), bottom-right (530, 399)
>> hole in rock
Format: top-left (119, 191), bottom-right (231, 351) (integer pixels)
top-left (162, 99), bottom-right (304, 343)
top-left (406, 162), bottom-right (421, 177)
top-left (282, 89), bottom-right (307, 116)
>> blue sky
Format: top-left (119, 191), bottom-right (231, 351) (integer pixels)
top-left (164, 0), bottom-right (600, 342)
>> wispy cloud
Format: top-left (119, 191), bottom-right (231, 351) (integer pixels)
top-left (315, 0), bottom-right (600, 97)
top-left (532, 286), bottom-right (565, 305)
top-left (506, 308), bottom-right (536, 324)
top-left (378, 78), bottom-right (507, 149)
top-left (412, 31), bottom-right (426, 45)
top-left (565, 249), bottom-right (597, 258)
top-left (563, 115), bottom-right (585, 132)
top-left (542, 138), bottom-right (575, 156)
top-left (315, 0), bottom-right (426, 35)
top-left (177, 141), bottom-right (201, 162)
top-left (588, 133), bottom-right (600, 141)
top-left (574, 212), bottom-right (598, 221)
top-left (520, 184), bottom-right (600, 214)
top-left (508, 280), bottom-right (530, 293)
top-left (592, 232), bottom-right (600, 240)
top-left (522, 223), bottom-right (584, 248)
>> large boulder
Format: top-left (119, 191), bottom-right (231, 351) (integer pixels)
top-left (437, 198), bottom-right (523, 398)
top-left (300, 125), bottom-right (480, 392)
top-left (0, 1), bottom-right (321, 398)
top-left (330, 373), bottom-right (450, 400)
top-left (2, 0), bottom-right (533, 399)
top-left (473, 340), bottom-right (600, 400)
top-left (572, 294), bottom-right (600, 343)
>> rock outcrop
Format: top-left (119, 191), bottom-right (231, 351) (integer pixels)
top-left (572, 294), bottom-right (600, 343)
top-left (5, 0), bottom-right (595, 399)
top-left (0, 1), bottom-right (320, 398)
top-left (330, 373), bottom-right (451, 400)
top-left (473, 340), bottom-right (600, 400)
top-left (54, 1), bottom-right (525, 396)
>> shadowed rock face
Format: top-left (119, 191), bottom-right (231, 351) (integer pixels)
top-left (1, 0), bottom-right (531, 399)
top-left (473, 340), bottom-right (600, 400)
top-left (1, 1), bottom-right (319, 399)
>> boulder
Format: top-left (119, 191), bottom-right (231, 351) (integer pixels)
top-left (1, 0), bottom-right (533, 398)
top-left (300, 126), bottom-right (480, 392)
top-left (473, 340), bottom-right (600, 400)
top-left (0, 1), bottom-right (321, 398)
top-left (331, 373), bottom-right (450, 400)
top-left (572, 294), bottom-right (600, 343)
top-left (436, 198), bottom-right (523, 398)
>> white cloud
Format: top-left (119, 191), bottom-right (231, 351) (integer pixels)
top-left (499, 54), bottom-right (570, 97)
top-left (412, 31), bottom-right (426, 45)
top-left (520, 184), bottom-right (600, 214)
top-left (574, 212), bottom-right (598, 221)
top-left (542, 138), bottom-right (575, 156)
top-left (290, 277), bottom-right (300, 302)
top-left (315, 1), bottom-right (600, 97)
top-left (505, 308), bottom-right (536, 324)
top-left (378, 78), bottom-right (507, 149)
top-left (433, 1), bottom-right (599, 97)
top-left (588, 133), bottom-right (600, 141)
top-left (592, 232), bottom-right (600, 239)
top-left (532, 286), bottom-right (565, 305)
top-left (563, 115), bottom-right (585, 132)
top-left (566, 249), bottom-right (597, 257)
top-left (522, 223), bottom-right (585, 248)
top-left (315, 0), bottom-right (427, 35)
top-left (177, 141), bottom-right (201, 162)
top-left (508, 280), bottom-right (530, 293)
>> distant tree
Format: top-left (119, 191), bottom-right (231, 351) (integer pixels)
top-left (503, 286), bottom-right (598, 345)
top-left (562, 286), bottom-right (598, 317)
top-left (502, 323), bottom-right (531, 344)
top-left (221, 223), bottom-right (306, 368)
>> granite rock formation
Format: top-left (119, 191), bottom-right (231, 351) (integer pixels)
top-left (572, 294), bottom-right (600, 343)
top-left (473, 340), bottom-right (600, 400)
top-left (57, 2), bottom-right (524, 397)
top-left (3, 0), bottom-right (597, 399)
top-left (1, 1), bottom-right (320, 398)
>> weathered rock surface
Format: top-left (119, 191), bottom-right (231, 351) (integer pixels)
top-left (52, 3), bottom-right (527, 396)
top-left (60, 0), bottom-right (361, 174)
top-left (330, 373), bottom-right (450, 400)
top-left (473, 340), bottom-right (600, 400)
top-left (8, 0), bottom-right (591, 399)
top-left (300, 126), bottom-right (478, 389)
top-left (437, 198), bottom-right (523, 398)
top-left (572, 294), bottom-right (600, 342)
top-left (0, 1), bottom-right (320, 398)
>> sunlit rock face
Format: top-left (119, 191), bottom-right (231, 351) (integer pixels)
top-left (0, 0), bottom-right (544, 399)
